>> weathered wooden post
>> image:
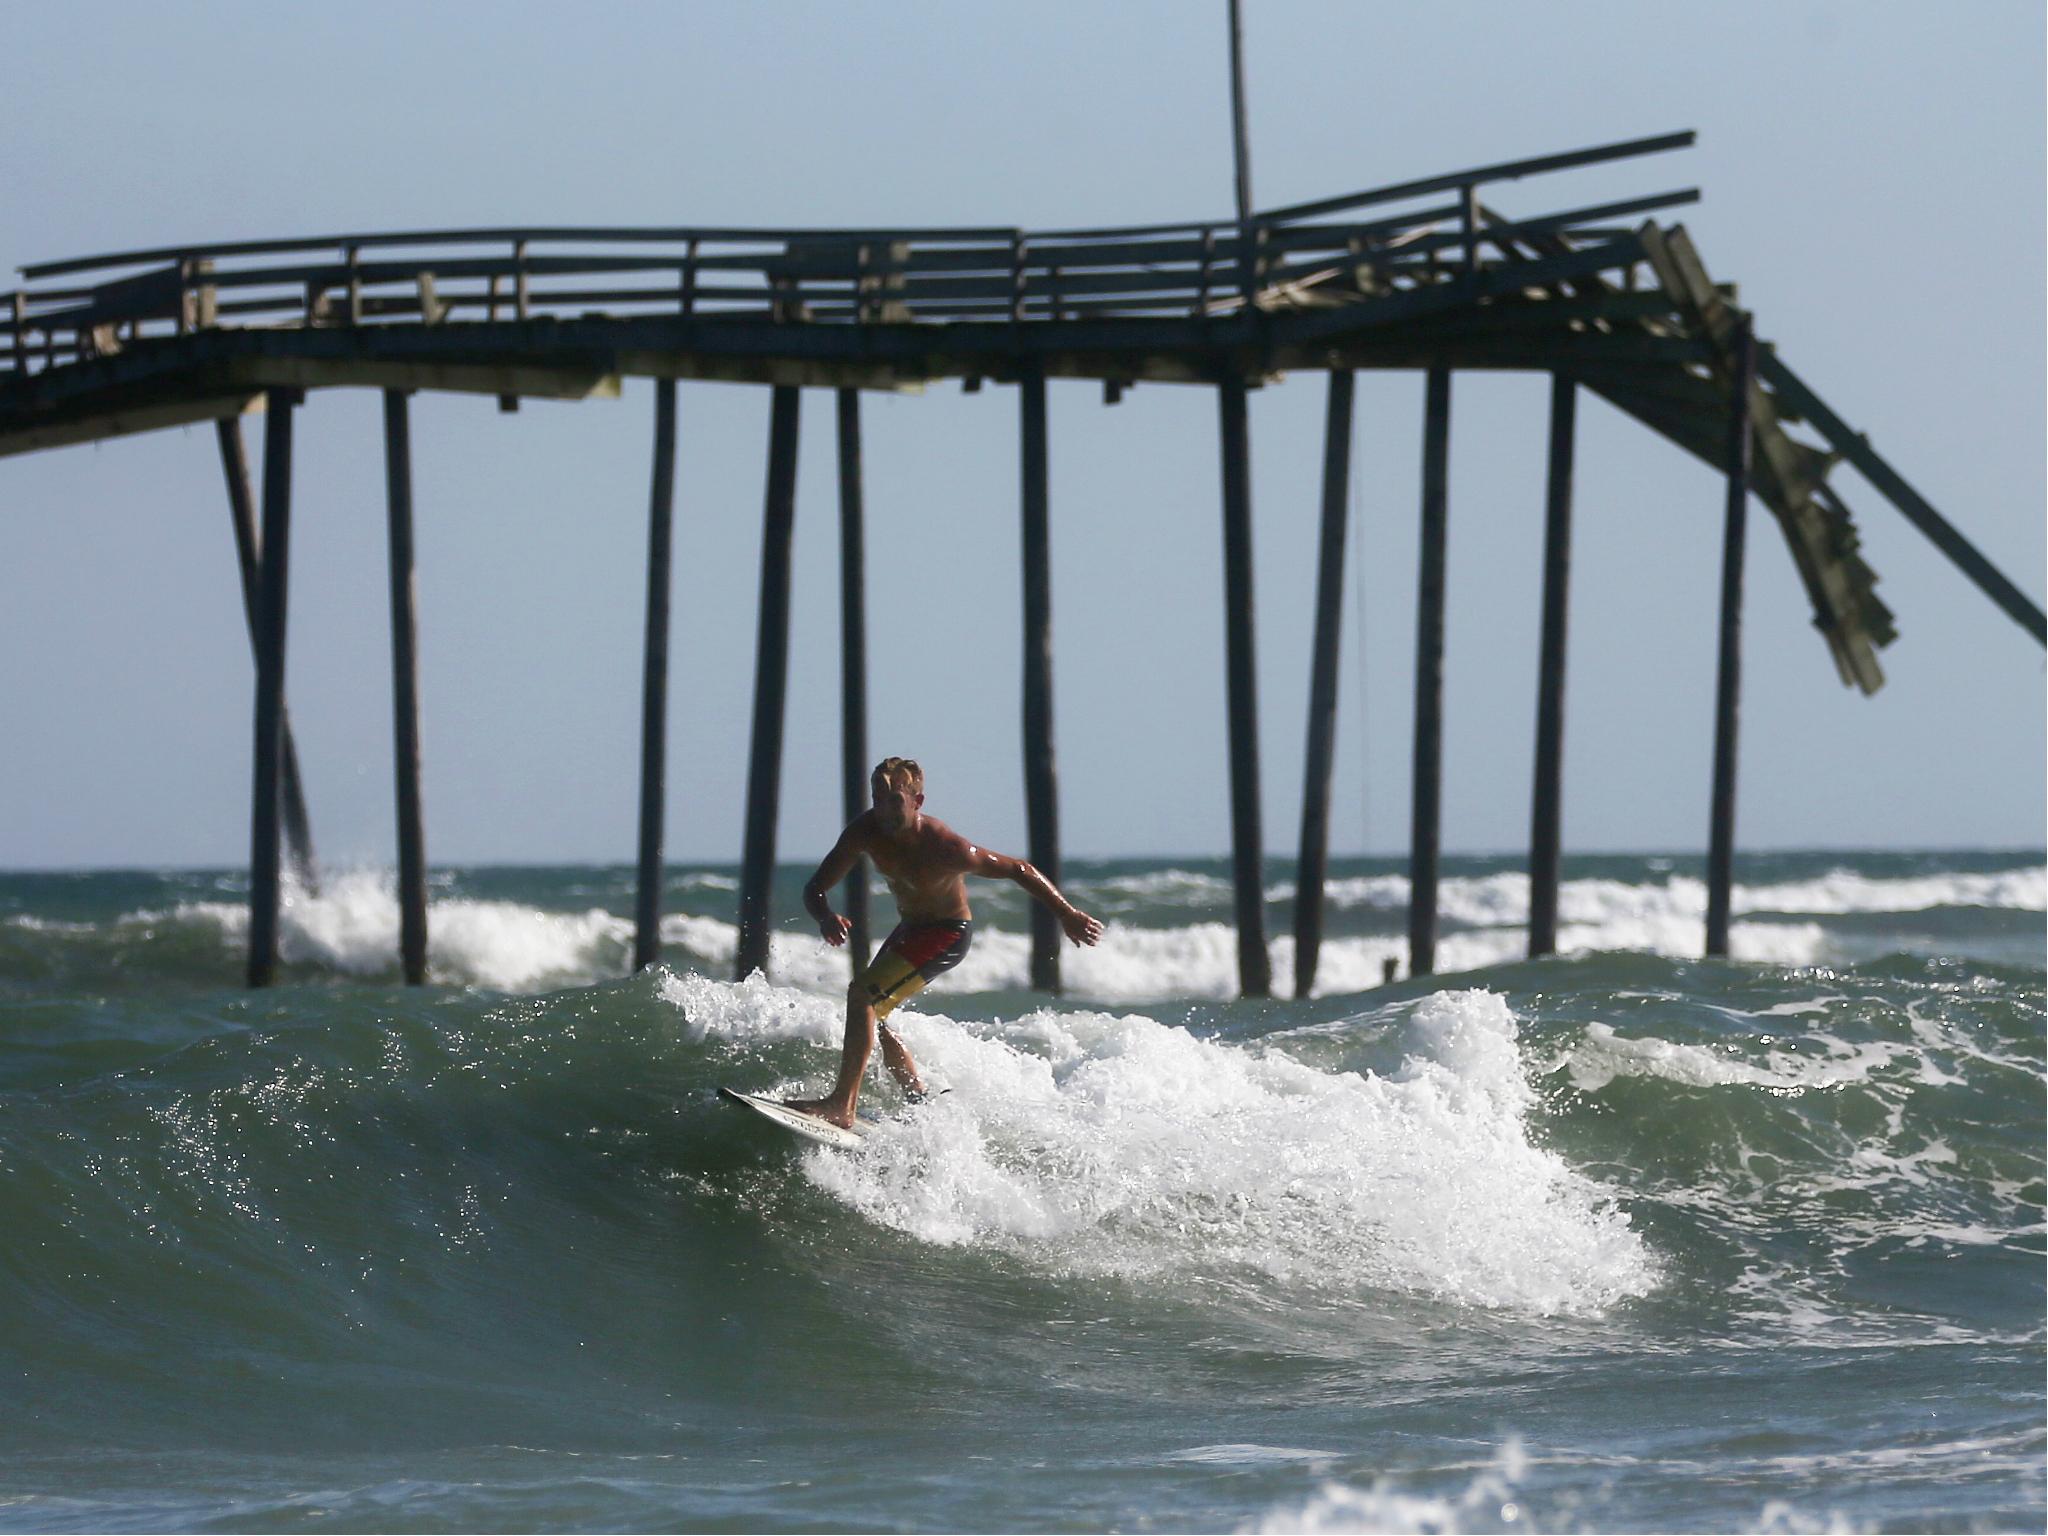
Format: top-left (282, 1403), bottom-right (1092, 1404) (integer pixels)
top-left (1293, 368), bottom-right (1355, 999)
top-left (215, 417), bottom-right (317, 888)
top-left (246, 388), bottom-right (302, 989)
top-left (1217, 374), bottom-right (1272, 997)
top-left (1705, 321), bottom-right (1757, 958)
top-left (836, 387), bottom-right (873, 967)
top-left (1528, 373), bottom-right (1577, 958)
top-left (633, 378), bottom-right (679, 972)
top-left (1408, 366), bottom-right (1452, 978)
top-left (1019, 365), bottom-right (1063, 992)
top-left (382, 390), bottom-right (429, 985)
top-left (736, 385), bottom-right (801, 980)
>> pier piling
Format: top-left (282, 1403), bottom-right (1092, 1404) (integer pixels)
top-left (246, 388), bottom-right (302, 988)
top-left (1408, 366), bottom-right (1451, 979)
top-left (1293, 369), bottom-right (1355, 999)
top-left (836, 388), bottom-right (872, 967)
top-left (1528, 374), bottom-right (1577, 958)
top-left (633, 379), bottom-right (679, 972)
top-left (1217, 375), bottom-right (1271, 998)
top-left (215, 418), bottom-right (317, 888)
top-left (381, 390), bottom-right (429, 985)
top-left (1705, 321), bottom-right (1757, 958)
top-left (737, 385), bottom-right (801, 980)
top-left (1019, 366), bottom-right (1063, 992)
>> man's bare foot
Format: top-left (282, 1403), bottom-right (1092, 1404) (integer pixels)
top-left (780, 1097), bottom-right (855, 1129)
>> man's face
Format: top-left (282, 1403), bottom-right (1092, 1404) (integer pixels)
top-left (872, 781), bottom-right (921, 832)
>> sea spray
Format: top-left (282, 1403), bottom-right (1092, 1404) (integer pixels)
top-left (668, 977), bottom-right (1658, 1315)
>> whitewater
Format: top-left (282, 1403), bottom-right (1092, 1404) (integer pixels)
top-left (0, 849), bottom-right (2040, 1532)
top-left (57, 850), bottom-right (2043, 997)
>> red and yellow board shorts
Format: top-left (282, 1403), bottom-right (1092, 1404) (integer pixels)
top-left (861, 920), bottom-right (973, 1020)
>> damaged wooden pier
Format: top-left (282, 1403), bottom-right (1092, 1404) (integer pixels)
top-left (4, 127), bottom-right (2040, 991)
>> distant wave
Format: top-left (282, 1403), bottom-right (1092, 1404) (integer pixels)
top-left (85, 871), bottom-right (1972, 997)
top-left (155, 869), bottom-right (633, 991)
top-left (6, 857), bottom-right (2032, 998)
top-left (1104, 866), bottom-right (2048, 922)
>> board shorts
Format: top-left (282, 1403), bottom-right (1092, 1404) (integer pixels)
top-left (860, 920), bottom-right (972, 1020)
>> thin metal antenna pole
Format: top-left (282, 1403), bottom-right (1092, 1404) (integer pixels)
top-left (1228, 0), bottom-right (1253, 224)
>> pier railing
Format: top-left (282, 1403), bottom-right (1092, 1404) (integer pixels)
top-left (1, 131), bottom-right (1697, 375)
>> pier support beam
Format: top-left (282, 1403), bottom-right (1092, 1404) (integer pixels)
top-left (836, 388), bottom-right (872, 967)
top-left (1217, 375), bottom-right (1272, 998)
top-left (1705, 322), bottom-right (1757, 958)
top-left (634, 379), bottom-right (679, 972)
top-left (1528, 374), bottom-right (1577, 958)
top-left (246, 388), bottom-right (301, 988)
top-left (1408, 367), bottom-right (1451, 979)
top-left (737, 385), bottom-right (801, 980)
top-left (382, 391), bottom-right (429, 985)
top-left (216, 417), bottom-right (317, 889)
top-left (1293, 369), bottom-right (1355, 1000)
top-left (1019, 366), bottom-right (1063, 992)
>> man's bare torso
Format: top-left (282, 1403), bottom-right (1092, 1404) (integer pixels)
top-left (854, 811), bottom-right (975, 923)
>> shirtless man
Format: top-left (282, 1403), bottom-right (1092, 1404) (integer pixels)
top-left (785, 756), bottom-right (1104, 1128)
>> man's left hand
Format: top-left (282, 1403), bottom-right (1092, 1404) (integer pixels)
top-left (1061, 908), bottom-right (1104, 947)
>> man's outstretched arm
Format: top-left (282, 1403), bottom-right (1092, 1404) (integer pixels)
top-left (960, 842), bottom-right (1104, 946)
top-left (803, 824), bottom-right (866, 946)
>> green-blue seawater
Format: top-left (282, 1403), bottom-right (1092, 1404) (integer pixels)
top-left (1, 850), bottom-right (2041, 1532)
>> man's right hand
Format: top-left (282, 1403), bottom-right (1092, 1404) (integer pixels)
top-left (818, 913), bottom-right (851, 947)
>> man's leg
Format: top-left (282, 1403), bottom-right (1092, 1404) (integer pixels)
top-left (877, 1023), bottom-right (925, 1098)
top-left (785, 980), bottom-right (877, 1127)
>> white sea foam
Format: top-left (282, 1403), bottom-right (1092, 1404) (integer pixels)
top-left (1246, 1440), bottom-right (1530, 1534)
top-left (1563, 1022), bottom-right (1910, 1094)
top-left (1090, 863), bottom-right (2043, 924)
top-left (1, 913), bottom-right (96, 934)
top-left (1094, 869), bottom-right (1234, 900)
top-left (650, 913), bottom-right (1829, 1004)
top-left (1245, 1438), bottom-right (1865, 1534)
top-left (1073, 868), bottom-right (2048, 925)
top-left (159, 870), bottom-right (630, 991)
top-left (1309, 867), bottom-right (2046, 925)
top-left (152, 877), bottom-right (1830, 999)
top-left (675, 871), bottom-right (740, 892)
top-left (138, 857), bottom-right (2027, 999)
top-left (659, 966), bottom-right (845, 1048)
top-left (685, 984), bottom-right (1656, 1316)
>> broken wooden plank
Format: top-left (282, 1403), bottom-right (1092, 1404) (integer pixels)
top-left (1762, 351), bottom-right (2045, 646)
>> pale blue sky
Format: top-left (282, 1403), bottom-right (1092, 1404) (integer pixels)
top-left (1, 1), bottom-right (2041, 868)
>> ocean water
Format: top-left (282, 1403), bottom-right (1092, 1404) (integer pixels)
top-left (0, 850), bottom-right (2040, 1533)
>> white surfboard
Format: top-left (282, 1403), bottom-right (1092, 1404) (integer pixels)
top-left (718, 1086), bottom-right (865, 1150)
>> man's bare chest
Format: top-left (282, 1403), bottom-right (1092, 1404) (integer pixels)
top-left (867, 835), bottom-right (963, 904)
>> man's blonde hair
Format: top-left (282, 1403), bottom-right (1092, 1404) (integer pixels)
top-left (871, 756), bottom-right (923, 795)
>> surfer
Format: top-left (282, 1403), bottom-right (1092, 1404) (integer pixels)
top-left (784, 756), bottom-right (1104, 1128)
